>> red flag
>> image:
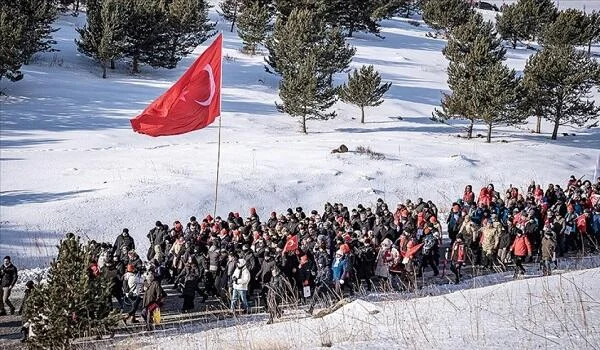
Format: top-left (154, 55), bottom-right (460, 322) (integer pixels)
top-left (402, 243), bottom-right (424, 259)
top-left (282, 235), bottom-right (299, 255)
top-left (130, 34), bottom-right (222, 136)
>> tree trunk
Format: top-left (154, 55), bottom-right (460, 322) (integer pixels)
top-left (535, 115), bottom-right (541, 133)
top-left (588, 40), bottom-right (592, 56)
top-left (132, 56), bottom-right (139, 74)
top-left (348, 23), bottom-right (354, 37)
top-left (75, 0), bottom-right (80, 13)
top-left (486, 123), bottom-right (492, 143)
top-left (102, 63), bottom-right (107, 79)
top-left (110, 59), bottom-right (115, 70)
top-left (302, 115), bottom-right (307, 134)
top-left (360, 106), bottom-right (365, 124)
top-left (466, 120), bottom-right (474, 139)
top-left (551, 117), bottom-right (560, 140)
top-left (512, 38), bottom-right (517, 49)
top-left (230, 18), bottom-right (236, 32)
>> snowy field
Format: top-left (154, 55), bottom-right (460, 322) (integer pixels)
top-left (114, 268), bottom-right (600, 350)
top-left (1, 2), bottom-right (600, 268)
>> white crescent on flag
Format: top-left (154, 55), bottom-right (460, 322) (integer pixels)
top-left (195, 64), bottom-right (216, 107)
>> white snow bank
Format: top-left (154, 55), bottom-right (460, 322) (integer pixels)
top-left (128, 268), bottom-right (600, 350)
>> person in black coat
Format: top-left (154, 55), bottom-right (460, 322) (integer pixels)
top-left (266, 266), bottom-right (287, 324)
top-left (112, 229), bottom-right (135, 256)
top-left (177, 257), bottom-right (201, 312)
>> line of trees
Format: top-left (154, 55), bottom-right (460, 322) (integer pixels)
top-left (430, 0), bottom-right (600, 142)
top-left (76, 0), bottom-right (216, 78)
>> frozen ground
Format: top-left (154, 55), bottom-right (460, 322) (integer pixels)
top-left (115, 268), bottom-right (600, 350)
top-left (1, 2), bottom-right (599, 268)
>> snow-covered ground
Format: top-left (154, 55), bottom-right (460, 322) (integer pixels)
top-left (1, 3), bottom-right (599, 268)
top-left (114, 268), bottom-right (600, 350)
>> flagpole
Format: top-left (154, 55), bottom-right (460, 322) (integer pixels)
top-left (213, 33), bottom-right (223, 218)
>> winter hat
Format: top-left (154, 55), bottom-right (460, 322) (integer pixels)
top-left (155, 221), bottom-right (162, 227)
top-left (190, 216), bottom-right (197, 222)
top-left (250, 207), bottom-right (257, 215)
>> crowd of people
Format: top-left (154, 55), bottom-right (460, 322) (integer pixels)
top-left (3, 176), bottom-right (600, 335)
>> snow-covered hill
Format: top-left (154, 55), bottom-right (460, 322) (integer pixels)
top-left (1, 4), bottom-right (599, 267)
top-left (117, 268), bottom-right (600, 350)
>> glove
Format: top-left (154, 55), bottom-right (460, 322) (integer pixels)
top-left (339, 279), bottom-right (344, 285)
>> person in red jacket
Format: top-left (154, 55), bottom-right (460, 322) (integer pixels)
top-left (510, 229), bottom-right (532, 277)
top-left (576, 210), bottom-right (592, 253)
top-left (450, 235), bottom-right (466, 284)
top-left (463, 185), bottom-right (475, 205)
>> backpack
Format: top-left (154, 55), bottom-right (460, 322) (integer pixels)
top-left (422, 235), bottom-right (436, 254)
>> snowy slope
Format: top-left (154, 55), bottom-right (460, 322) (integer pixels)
top-left (122, 268), bottom-right (600, 350)
top-left (1, 4), bottom-right (599, 268)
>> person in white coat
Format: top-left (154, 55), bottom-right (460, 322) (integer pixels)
top-left (230, 258), bottom-right (251, 313)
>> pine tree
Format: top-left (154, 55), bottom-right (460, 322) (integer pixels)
top-left (265, 8), bottom-right (354, 78)
top-left (435, 13), bottom-right (508, 139)
top-left (339, 65), bottom-right (391, 124)
top-left (14, 0), bottom-right (59, 64)
top-left (522, 45), bottom-right (600, 140)
top-left (473, 62), bottom-right (523, 143)
top-left (276, 53), bottom-right (336, 134)
top-left (219, 0), bottom-right (243, 32)
top-left (336, 0), bottom-right (380, 37)
top-left (540, 9), bottom-right (587, 47)
top-left (583, 11), bottom-right (600, 56)
top-left (421, 0), bottom-right (473, 36)
top-left (237, 0), bottom-right (271, 55)
top-left (316, 26), bottom-right (356, 84)
top-left (496, 3), bottom-right (525, 49)
top-left (0, 5), bottom-right (26, 81)
top-left (164, 0), bottom-right (216, 68)
top-left (76, 0), bottom-right (127, 78)
top-left (25, 234), bottom-right (118, 348)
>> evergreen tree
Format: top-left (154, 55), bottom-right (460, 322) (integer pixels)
top-left (496, 2), bottom-right (525, 49)
top-left (76, 0), bottom-right (127, 78)
top-left (583, 11), bottom-right (600, 56)
top-left (522, 45), bottom-right (600, 140)
top-left (339, 65), bottom-right (392, 124)
top-left (421, 0), bottom-right (473, 36)
top-left (0, 0), bottom-right (58, 82)
top-left (473, 62), bottom-right (523, 143)
top-left (164, 0), bottom-right (216, 68)
top-left (435, 13), bottom-right (508, 139)
top-left (25, 234), bottom-right (118, 349)
top-left (265, 8), bottom-right (354, 78)
top-left (0, 5), bottom-right (26, 81)
top-left (14, 0), bottom-right (59, 64)
top-left (497, 0), bottom-right (556, 47)
top-left (219, 0), bottom-right (243, 32)
top-left (540, 8), bottom-right (587, 47)
top-left (237, 1), bottom-right (271, 55)
top-left (336, 0), bottom-right (380, 37)
top-left (276, 53), bottom-right (337, 134)
top-left (316, 27), bottom-right (356, 84)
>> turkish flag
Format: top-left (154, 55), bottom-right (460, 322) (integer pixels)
top-left (130, 34), bottom-right (222, 137)
top-left (282, 235), bottom-right (299, 255)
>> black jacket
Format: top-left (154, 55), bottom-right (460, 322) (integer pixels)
top-left (0, 263), bottom-right (17, 288)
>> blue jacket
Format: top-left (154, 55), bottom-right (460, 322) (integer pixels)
top-left (592, 213), bottom-right (600, 236)
top-left (331, 256), bottom-right (349, 281)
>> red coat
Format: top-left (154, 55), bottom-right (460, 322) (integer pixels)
top-left (477, 188), bottom-right (492, 207)
top-left (576, 214), bottom-right (588, 234)
top-left (451, 241), bottom-right (465, 263)
top-left (511, 235), bottom-right (532, 257)
top-left (463, 191), bottom-right (475, 204)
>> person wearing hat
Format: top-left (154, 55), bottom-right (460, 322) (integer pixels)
top-left (18, 280), bottom-right (34, 342)
top-left (331, 249), bottom-right (349, 297)
top-left (230, 258), bottom-right (251, 314)
top-left (112, 228), bottom-right (135, 257)
top-left (147, 221), bottom-right (168, 262)
top-left (510, 229), bottom-right (532, 278)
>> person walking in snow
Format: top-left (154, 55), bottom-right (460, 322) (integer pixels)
top-left (112, 228), bottom-right (135, 257)
top-left (230, 258), bottom-right (251, 314)
top-left (540, 231), bottom-right (557, 276)
top-left (510, 229), bottom-right (532, 278)
top-left (450, 236), bottom-right (466, 284)
top-left (0, 256), bottom-right (18, 316)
